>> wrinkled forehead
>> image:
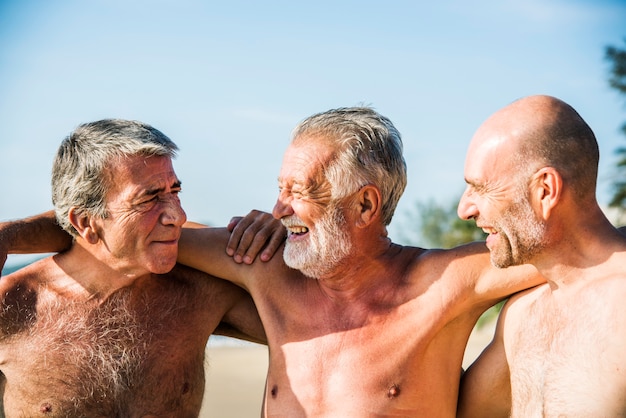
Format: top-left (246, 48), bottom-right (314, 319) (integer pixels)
top-left (464, 125), bottom-right (521, 185)
top-left (105, 154), bottom-right (178, 194)
top-left (278, 138), bottom-right (334, 183)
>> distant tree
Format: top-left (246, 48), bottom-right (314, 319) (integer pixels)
top-left (397, 197), bottom-right (486, 249)
top-left (606, 39), bottom-right (626, 219)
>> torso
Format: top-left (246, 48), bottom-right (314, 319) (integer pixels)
top-left (504, 266), bottom-right (626, 417)
top-left (252, 245), bottom-right (492, 417)
top-left (0, 260), bottom-right (231, 418)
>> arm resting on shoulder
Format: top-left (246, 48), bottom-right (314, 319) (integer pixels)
top-left (225, 210), bottom-right (286, 264)
top-left (451, 241), bottom-right (546, 303)
top-left (178, 210), bottom-right (286, 289)
top-left (183, 210), bottom-right (285, 266)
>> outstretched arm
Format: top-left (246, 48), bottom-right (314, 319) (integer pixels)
top-left (0, 209), bottom-right (285, 277)
top-left (443, 241), bottom-right (545, 306)
top-left (178, 227), bottom-right (287, 291)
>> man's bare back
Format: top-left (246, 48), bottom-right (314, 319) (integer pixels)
top-left (0, 258), bottom-right (259, 417)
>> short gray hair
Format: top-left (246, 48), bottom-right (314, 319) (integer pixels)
top-left (51, 119), bottom-right (178, 236)
top-left (292, 107), bottom-right (407, 226)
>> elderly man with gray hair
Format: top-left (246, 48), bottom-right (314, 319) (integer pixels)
top-left (0, 119), bottom-right (279, 417)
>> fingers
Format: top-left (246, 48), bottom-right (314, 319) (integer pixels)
top-left (227, 216), bottom-right (243, 233)
top-left (226, 210), bottom-right (286, 264)
top-left (226, 213), bottom-right (258, 261)
top-left (258, 222), bottom-right (286, 262)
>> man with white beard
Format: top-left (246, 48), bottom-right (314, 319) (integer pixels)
top-left (177, 106), bottom-right (546, 416)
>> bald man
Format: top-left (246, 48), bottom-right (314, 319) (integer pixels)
top-left (457, 95), bottom-right (626, 417)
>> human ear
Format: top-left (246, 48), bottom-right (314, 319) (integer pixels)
top-left (356, 185), bottom-right (381, 227)
top-left (533, 167), bottom-right (561, 219)
top-left (68, 207), bottom-right (100, 244)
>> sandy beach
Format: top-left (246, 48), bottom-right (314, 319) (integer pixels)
top-left (199, 322), bottom-right (495, 417)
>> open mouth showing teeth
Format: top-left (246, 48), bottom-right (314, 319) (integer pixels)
top-left (288, 226), bottom-right (309, 235)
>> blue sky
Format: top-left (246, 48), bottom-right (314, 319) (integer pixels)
top-left (1, 0), bottom-right (625, 266)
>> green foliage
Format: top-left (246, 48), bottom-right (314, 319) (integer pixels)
top-left (476, 300), bottom-right (505, 329)
top-left (606, 39), bottom-right (626, 215)
top-left (398, 197), bottom-right (486, 249)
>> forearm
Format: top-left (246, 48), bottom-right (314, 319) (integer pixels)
top-left (0, 211), bottom-right (73, 254)
top-left (178, 227), bottom-right (248, 285)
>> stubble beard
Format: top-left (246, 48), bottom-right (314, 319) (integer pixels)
top-left (489, 195), bottom-right (547, 269)
top-left (283, 206), bottom-right (353, 279)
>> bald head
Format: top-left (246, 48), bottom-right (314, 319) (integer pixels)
top-left (469, 95), bottom-right (599, 201)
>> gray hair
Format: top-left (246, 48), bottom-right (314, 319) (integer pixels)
top-left (51, 119), bottom-right (178, 236)
top-left (291, 107), bottom-right (407, 226)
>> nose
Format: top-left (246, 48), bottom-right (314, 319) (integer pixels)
top-left (162, 195), bottom-right (187, 227)
top-left (272, 190), bottom-right (294, 220)
top-left (457, 187), bottom-right (477, 221)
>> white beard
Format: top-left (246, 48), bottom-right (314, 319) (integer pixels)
top-left (282, 206), bottom-right (353, 279)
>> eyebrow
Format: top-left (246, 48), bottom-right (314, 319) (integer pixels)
top-left (464, 178), bottom-right (489, 193)
top-left (145, 180), bottom-right (182, 196)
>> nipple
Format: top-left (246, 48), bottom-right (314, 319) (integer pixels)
top-left (40, 402), bottom-right (53, 413)
top-left (387, 384), bottom-right (400, 399)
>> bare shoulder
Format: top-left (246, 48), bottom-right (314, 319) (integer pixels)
top-left (499, 283), bottom-right (547, 321)
top-left (585, 253), bottom-right (626, 302)
top-left (389, 243), bottom-right (493, 318)
top-left (404, 241), bottom-right (491, 287)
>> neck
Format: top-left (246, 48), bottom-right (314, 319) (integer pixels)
top-left (532, 210), bottom-right (626, 289)
top-left (54, 243), bottom-right (146, 301)
top-left (315, 234), bottom-right (397, 300)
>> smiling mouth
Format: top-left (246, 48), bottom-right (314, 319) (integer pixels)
top-left (479, 226), bottom-right (497, 235)
top-left (287, 226), bottom-right (309, 237)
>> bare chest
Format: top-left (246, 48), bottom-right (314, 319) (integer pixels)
top-left (262, 297), bottom-right (472, 417)
top-left (507, 293), bottom-right (626, 417)
top-left (0, 290), bottom-right (208, 417)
